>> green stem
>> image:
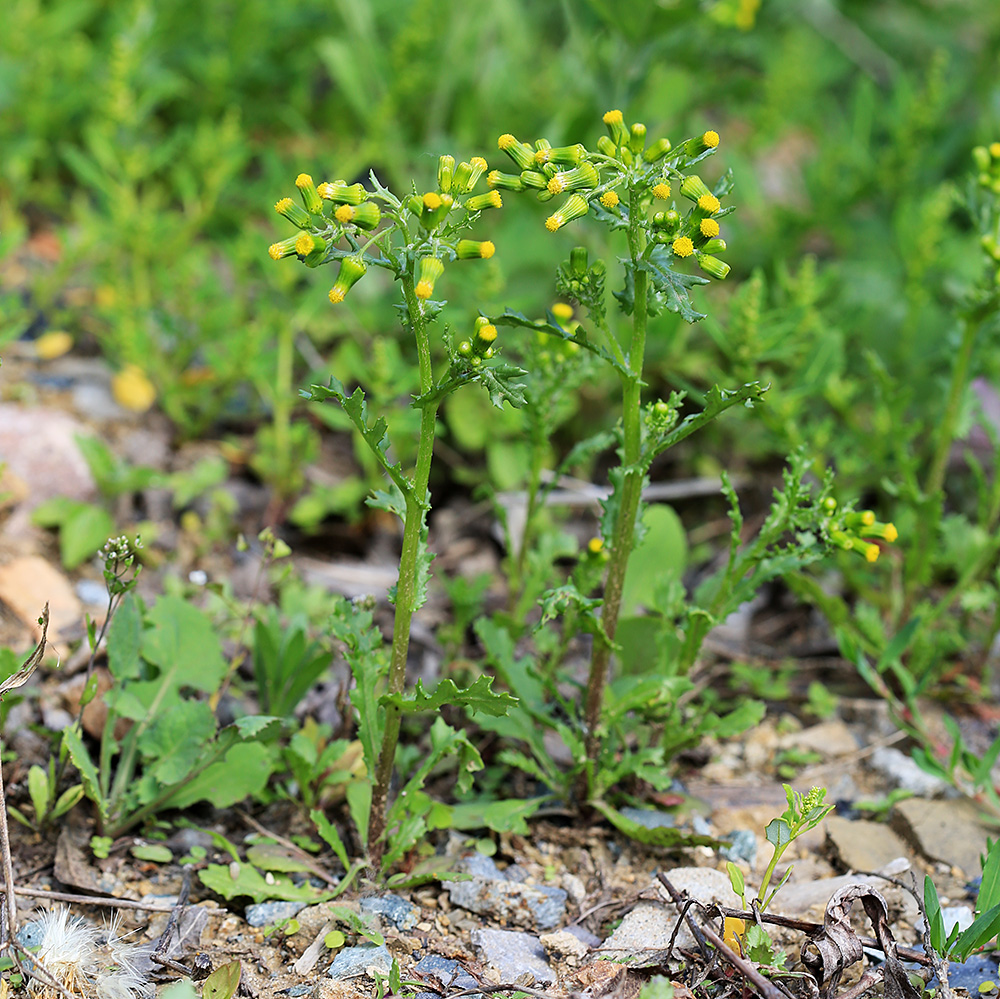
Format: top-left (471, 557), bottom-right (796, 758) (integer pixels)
top-left (367, 276), bottom-right (439, 870)
top-left (581, 203), bottom-right (648, 792)
top-left (272, 321), bottom-right (294, 499)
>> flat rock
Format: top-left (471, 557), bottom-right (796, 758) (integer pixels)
top-left (327, 944), bottom-right (392, 980)
top-left (412, 955), bottom-right (479, 991)
top-left (0, 555), bottom-right (81, 649)
top-left (771, 871), bottom-right (919, 922)
top-left (824, 816), bottom-right (913, 873)
top-left (868, 747), bottom-right (951, 796)
top-left (779, 719), bottom-right (859, 759)
top-left (470, 928), bottom-right (556, 985)
top-left (598, 867), bottom-right (734, 966)
top-left (448, 874), bottom-right (567, 931)
top-left (359, 894), bottom-right (418, 931)
top-left (891, 797), bottom-right (991, 877)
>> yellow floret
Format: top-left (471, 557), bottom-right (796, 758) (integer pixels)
top-left (864, 544), bottom-right (880, 563)
top-left (329, 287), bottom-right (346, 304)
top-left (699, 218), bottom-right (720, 237)
top-left (698, 193), bottom-right (721, 214)
top-left (335, 204), bottom-right (354, 223)
top-left (884, 523), bottom-right (898, 543)
top-left (653, 183), bottom-right (671, 200)
top-left (477, 324), bottom-right (498, 343)
top-left (587, 537), bottom-right (604, 554)
top-left (415, 281), bottom-right (434, 298)
top-left (603, 110), bottom-right (624, 125)
top-left (990, 142), bottom-right (1000, 158)
top-left (480, 241), bottom-right (496, 259)
top-left (498, 133), bottom-right (517, 150)
top-left (295, 173), bottom-right (313, 188)
top-left (551, 302), bottom-right (573, 320)
top-left (295, 232), bottom-right (315, 255)
top-left (702, 130), bottom-right (720, 148)
top-left (274, 198), bottom-right (294, 213)
top-left (423, 192), bottom-right (442, 210)
top-left (547, 176), bottom-right (566, 194)
top-left (545, 216), bottom-right (560, 232)
top-left (672, 236), bottom-right (695, 257)
top-left (600, 190), bottom-right (620, 208)
top-left (268, 243), bottom-right (283, 260)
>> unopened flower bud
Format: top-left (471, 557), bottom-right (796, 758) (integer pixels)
top-left (458, 340), bottom-right (473, 356)
top-left (680, 175), bottom-right (712, 202)
top-left (596, 136), bottom-right (617, 158)
top-left (685, 130), bottom-right (720, 156)
top-left (454, 157), bottom-right (488, 193)
top-left (419, 191), bottom-right (451, 228)
top-left (295, 173), bottom-right (324, 214)
top-left (328, 256), bottom-right (367, 304)
top-left (973, 146), bottom-right (992, 171)
top-left (701, 237), bottom-right (727, 254)
top-left (456, 239), bottom-right (496, 260)
top-left (414, 257), bottom-right (445, 299)
top-left (845, 510), bottom-right (876, 530)
top-left (465, 190), bottom-right (503, 212)
top-left (334, 202), bottom-right (382, 230)
top-left (629, 122), bottom-right (647, 155)
top-left (497, 133), bottom-right (536, 171)
top-left (643, 137), bottom-right (672, 162)
top-left (602, 109), bottom-right (629, 147)
top-left (547, 162), bottom-right (599, 195)
top-left (318, 181), bottom-right (366, 205)
top-left (275, 197), bottom-right (312, 229)
top-left (695, 252), bottom-right (730, 279)
top-left (535, 143), bottom-right (587, 167)
top-left (438, 154), bottom-right (455, 192)
top-left (570, 246), bottom-right (589, 276)
top-left (488, 170), bottom-right (525, 191)
top-left (520, 171), bottom-right (548, 190)
top-left (545, 193), bottom-right (589, 232)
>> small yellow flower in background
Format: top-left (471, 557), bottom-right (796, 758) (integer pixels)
top-left (672, 236), bottom-right (695, 257)
top-left (700, 218), bottom-right (721, 238)
top-left (698, 193), bottom-right (721, 214)
top-left (35, 331), bottom-right (73, 360)
top-left (551, 302), bottom-right (574, 321)
top-left (600, 190), bottom-right (620, 208)
top-left (95, 285), bottom-right (116, 308)
top-left (990, 142), bottom-right (1000, 158)
top-left (864, 543), bottom-right (880, 563)
top-left (653, 182), bottom-right (671, 200)
top-left (112, 365), bottom-right (156, 413)
top-left (587, 537), bottom-right (604, 554)
top-left (702, 130), bottom-right (720, 148)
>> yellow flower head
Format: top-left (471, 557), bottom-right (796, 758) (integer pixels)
top-left (274, 197), bottom-right (294, 214)
top-left (329, 287), bottom-right (347, 304)
top-left (551, 302), bottom-right (574, 321)
top-left (603, 110), bottom-right (624, 126)
top-left (335, 204), bottom-right (355, 223)
top-left (702, 130), bottom-right (720, 148)
top-left (423, 192), bottom-right (443, 210)
top-left (295, 232), bottom-right (316, 255)
top-left (699, 218), bottom-right (720, 238)
top-left (698, 193), bottom-right (721, 214)
top-left (498, 133), bottom-right (517, 150)
top-left (990, 142), bottom-right (1000, 159)
top-left (587, 537), bottom-right (604, 554)
top-left (600, 190), bottom-right (620, 208)
top-left (864, 544), bottom-right (880, 563)
top-left (884, 523), bottom-right (898, 543)
top-left (672, 236), bottom-right (695, 257)
top-left (476, 323), bottom-right (498, 343)
top-left (653, 182), bottom-right (671, 200)
top-left (295, 173), bottom-right (314, 189)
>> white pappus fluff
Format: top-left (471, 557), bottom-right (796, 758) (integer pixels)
top-left (21, 907), bottom-right (151, 999)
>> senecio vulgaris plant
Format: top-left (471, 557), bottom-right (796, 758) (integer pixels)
top-left (269, 111), bottom-right (898, 869)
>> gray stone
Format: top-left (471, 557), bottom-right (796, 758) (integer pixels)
top-left (283, 986), bottom-right (311, 997)
top-left (620, 807), bottom-right (675, 829)
top-left (868, 747), bottom-right (951, 797)
top-left (471, 928), bottom-right (556, 985)
top-left (245, 901), bottom-right (307, 928)
top-left (779, 720), bottom-right (859, 759)
top-left (598, 867), bottom-right (734, 966)
top-left (539, 930), bottom-right (589, 965)
top-left (359, 894), bottom-right (418, 930)
top-left (412, 955), bottom-right (479, 990)
top-left (459, 854), bottom-right (504, 879)
top-left (942, 906), bottom-right (975, 935)
top-left (891, 797), bottom-right (992, 877)
top-left (720, 829), bottom-right (757, 867)
top-left (824, 816), bottom-right (912, 873)
top-left (327, 944), bottom-right (392, 979)
top-left (448, 876), bottom-right (567, 931)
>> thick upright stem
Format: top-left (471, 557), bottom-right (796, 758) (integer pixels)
top-left (581, 208), bottom-right (648, 786)
top-left (367, 276), bottom-right (438, 869)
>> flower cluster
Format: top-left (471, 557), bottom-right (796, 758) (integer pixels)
top-left (494, 112), bottom-right (732, 281)
top-left (269, 160), bottom-right (499, 306)
top-left (822, 499), bottom-right (898, 563)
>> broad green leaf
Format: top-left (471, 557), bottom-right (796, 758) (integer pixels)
top-left (447, 798), bottom-right (547, 836)
top-left (924, 876), bottom-right (946, 953)
top-left (246, 843), bottom-right (313, 874)
top-left (131, 843), bottom-right (174, 863)
top-left (107, 593), bottom-right (142, 682)
top-left (62, 726), bottom-right (106, 822)
top-left (591, 800), bottom-right (721, 849)
top-left (202, 961), bottom-right (241, 999)
top-left (198, 864), bottom-right (329, 904)
top-left (765, 817), bottom-right (792, 849)
top-left (139, 701), bottom-right (216, 788)
top-left (380, 675), bottom-right (516, 718)
top-left (620, 504), bottom-right (687, 616)
top-left (160, 742), bottom-right (274, 810)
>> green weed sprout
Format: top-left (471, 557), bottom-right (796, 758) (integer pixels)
top-left (269, 162), bottom-right (521, 869)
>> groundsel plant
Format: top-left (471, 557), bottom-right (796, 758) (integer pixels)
top-left (270, 158), bottom-right (523, 869)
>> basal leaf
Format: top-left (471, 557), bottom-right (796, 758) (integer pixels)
top-left (380, 675), bottom-right (516, 718)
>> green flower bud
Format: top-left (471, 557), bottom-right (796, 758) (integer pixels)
top-left (274, 197), bottom-right (312, 230)
top-left (602, 109), bottom-right (629, 147)
top-left (318, 181), bottom-right (366, 205)
top-left (458, 340), bottom-right (473, 356)
top-left (545, 193), bottom-right (589, 232)
top-left (535, 143), bottom-right (587, 167)
top-left (629, 122), bottom-right (647, 155)
top-left (570, 246), bottom-right (589, 276)
top-left (328, 256), bottom-right (367, 304)
top-left (520, 171), bottom-right (548, 190)
top-left (418, 191), bottom-right (452, 228)
top-left (680, 175), bottom-right (712, 202)
top-left (620, 147), bottom-right (633, 167)
top-left (535, 188), bottom-right (556, 203)
top-left (406, 194), bottom-right (424, 216)
top-left (414, 257), bottom-right (445, 299)
top-left (453, 157), bottom-right (488, 193)
top-left (643, 137), bottom-right (672, 162)
top-left (333, 202), bottom-right (382, 230)
top-left (973, 146), bottom-right (991, 172)
top-left (497, 133), bottom-right (536, 171)
top-left (438, 155), bottom-right (455, 192)
top-left (268, 236), bottom-right (299, 260)
top-left (464, 190), bottom-right (503, 213)
top-left (294, 230), bottom-right (327, 267)
top-left (456, 239), bottom-right (496, 260)
top-left (684, 130), bottom-right (720, 156)
top-left (547, 162), bottom-right (599, 196)
top-left (295, 173), bottom-right (324, 214)
top-left (701, 237), bottom-right (727, 254)
top-left (696, 252), bottom-right (730, 279)
top-left (596, 136), bottom-right (617, 158)
top-left (487, 170), bottom-right (525, 191)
